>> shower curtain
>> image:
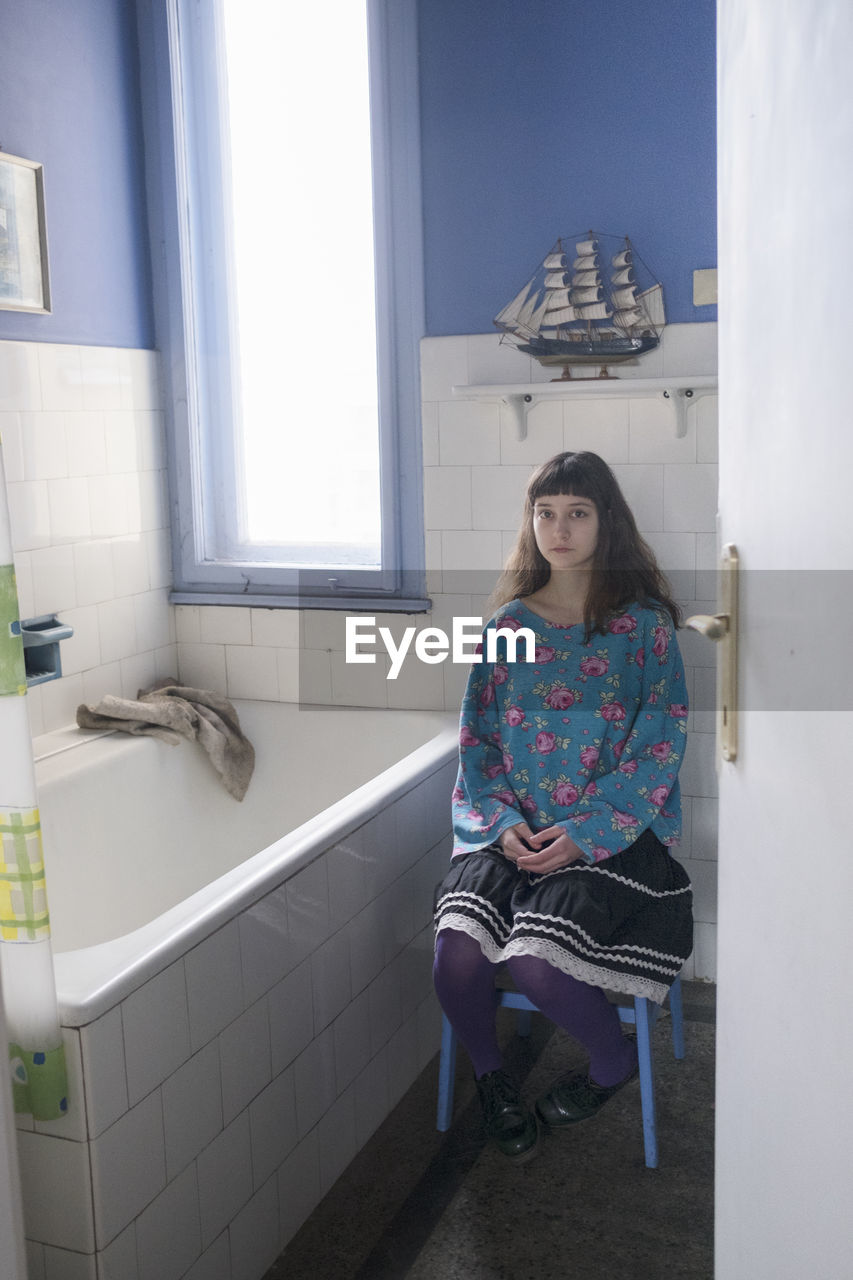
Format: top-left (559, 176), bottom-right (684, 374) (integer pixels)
top-left (0, 434), bottom-right (67, 1121)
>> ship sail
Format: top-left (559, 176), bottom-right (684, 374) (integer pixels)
top-left (493, 231), bottom-right (664, 374)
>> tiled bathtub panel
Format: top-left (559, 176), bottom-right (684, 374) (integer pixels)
top-left (185, 920), bottom-right (245, 1053)
top-left (326, 825), bottom-right (371, 930)
top-left (218, 1000), bottom-right (272, 1128)
top-left (316, 1084), bottom-right (358, 1197)
top-left (161, 1041), bottom-right (223, 1180)
top-left (267, 959), bottom-right (315, 1076)
top-left (17, 1130), bottom-right (95, 1253)
top-left (43, 1245), bottom-right (98, 1279)
top-left (248, 1066), bottom-right (298, 1192)
top-left (238, 886), bottom-right (293, 1008)
top-left (134, 1163), bottom-right (201, 1280)
top-left (196, 1111), bottom-right (253, 1252)
top-left (387, 1010), bottom-right (420, 1111)
top-left (229, 1175), bottom-right (281, 1280)
top-left (89, 1089), bottom-right (166, 1250)
top-left (310, 927), bottom-right (353, 1032)
top-left (121, 960), bottom-right (191, 1107)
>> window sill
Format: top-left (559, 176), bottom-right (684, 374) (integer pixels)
top-left (169, 590), bottom-right (432, 613)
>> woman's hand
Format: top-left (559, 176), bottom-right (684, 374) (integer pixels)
top-left (498, 821), bottom-right (537, 862)
top-left (514, 824), bottom-right (586, 874)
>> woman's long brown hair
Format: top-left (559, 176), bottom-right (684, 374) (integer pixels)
top-left (492, 451), bottom-right (682, 635)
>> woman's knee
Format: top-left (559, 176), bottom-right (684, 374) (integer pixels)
top-left (434, 928), bottom-right (495, 986)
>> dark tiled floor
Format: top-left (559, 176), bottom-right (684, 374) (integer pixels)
top-left (266, 983), bottom-right (715, 1280)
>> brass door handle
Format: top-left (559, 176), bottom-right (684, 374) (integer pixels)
top-left (685, 544), bottom-right (739, 762)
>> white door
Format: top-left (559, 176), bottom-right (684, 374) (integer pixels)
top-left (716, 3), bottom-right (853, 1276)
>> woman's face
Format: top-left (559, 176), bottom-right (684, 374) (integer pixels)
top-left (531, 491), bottom-right (600, 572)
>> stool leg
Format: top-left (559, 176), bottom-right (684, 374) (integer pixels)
top-left (669, 975), bottom-right (686, 1060)
top-left (634, 996), bottom-right (658, 1169)
top-left (436, 1014), bottom-right (458, 1131)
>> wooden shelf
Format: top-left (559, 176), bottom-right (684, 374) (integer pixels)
top-left (451, 375), bottom-right (718, 440)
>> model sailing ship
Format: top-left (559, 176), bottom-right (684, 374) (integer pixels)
top-left (494, 231), bottom-right (664, 379)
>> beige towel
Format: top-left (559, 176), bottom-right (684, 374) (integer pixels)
top-left (76, 679), bottom-right (255, 800)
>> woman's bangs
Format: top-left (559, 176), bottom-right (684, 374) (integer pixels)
top-left (528, 455), bottom-right (597, 505)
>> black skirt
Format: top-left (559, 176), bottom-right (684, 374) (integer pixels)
top-left (434, 829), bottom-right (693, 1005)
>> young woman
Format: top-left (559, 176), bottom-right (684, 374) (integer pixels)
top-left (433, 450), bottom-right (693, 1162)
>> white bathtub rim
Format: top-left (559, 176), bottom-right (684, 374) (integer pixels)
top-left (52, 721), bottom-right (457, 1027)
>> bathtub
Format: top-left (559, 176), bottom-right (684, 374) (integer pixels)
top-left (18, 701), bottom-right (458, 1279)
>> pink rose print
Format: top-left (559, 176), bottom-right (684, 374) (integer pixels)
top-left (473, 641), bottom-right (483, 656)
top-left (653, 626), bottom-right (669, 657)
top-left (552, 781), bottom-right (580, 806)
top-left (459, 726), bottom-right (480, 746)
top-left (669, 704), bottom-right (688, 718)
top-left (609, 614), bottom-right (637, 634)
top-left (579, 746), bottom-right (600, 768)
top-left (452, 785), bottom-right (464, 801)
top-left (612, 738), bottom-right (627, 758)
top-left (493, 664), bottom-right (509, 685)
top-left (484, 762), bottom-right (506, 779)
top-left (613, 810), bottom-right (639, 829)
top-left (496, 615), bottom-right (522, 630)
top-left (636, 647), bottom-right (645, 669)
top-left (545, 686), bottom-right (577, 709)
top-left (535, 645), bottom-right (556, 664)
top-left (649, 784), bottom-right (670, 807)
top-left (502, 750), bottom-right (514, 773)
top-left (600, 701), bottom-right (627, 722)
top-left (618, 759), bottom-right (639, 775)
top-left (583, 782), bottom-right (598, 796)
top-left (492, 790), bottom-right (515, 805)
top-left (479, 681), bottom-right (495, 708)
top-left (505, 705), bottom-right (525, 726)
top-left (591, 846), bottom-right (611, 862)
top-left (535, 731), bottom-right (557, 754)
top-left (650, 740), bottom-right (672, 761)
top-left (580, 656), bottom-right (609, 677)
top-left (521, 796), bottom-right (537, 813)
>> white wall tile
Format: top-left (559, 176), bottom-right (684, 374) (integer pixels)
top-left (466, 332), bottom-right (532, 385)
top-left (610, 464), bottom-right (664, 531)
top-left (133, 590), bottom-right (172, 653)
top-left (423, 466), bottom-right (472, 531)
top-left (293, 1026), bottom-right (337, 1141)
top-left (438, 399), bottom-right (501, 466)
top-left (470, 464), bottom-right (529, 532)
top-left (0, 341), bottom-right (42, 410)
top-left (419, 336), bottom-right (469, 401)
top-left (180, 1235), bottom-right (230, 1280)
top-left (38, 346), bottom-right (83, 413)
top-left (317, 1084), bottom-right (357, 1195)
top-left (176, 642), bottom-right (227, 692)
top-left (219, 1000), bottom-right (272, 1126)
top-left (22, 412), bottom-right (68, 480)
top-left (90, 1090), bottom-right (166, 1249)
top-left (682, 856), bottom-right (718, 924)
top-left (696, 394), bottom-right (719, 463)
top-left (138, 470), bottom-right (167, 531)
top-left (561, 397), bottom-right (631, 463)
top-left (104, 411), bottom-right (138, 474)
top-left (122, 962), bottom-right (191, 1106)
top-left (144, 528), bottom-right (172, 591)
top-left (497, 398), bottom-right (563, 467)
top-left (174, 605), bottom-right (201, 644)
top-left (440, 529), bottom-right (502, 575)
top-left (119, 651), bottom-right (159, 699)
top-left (8, 480), bottom-right (51, 550)
top-left (38, 671), bottom-right (83, 732)
top-left (196, 1112), bottom-right (253, 1250)
top-left (43, 1246), bottom-right (97, 1280)
top-left (79, 1006), bottom-right (128, 1139)
top-left (628, 395), bottom-right (698, 464)
top-left (692, 921), bottom-right (717, 982)
top-left (13, 550), bottom-right (34, 619)
top-left (268, 960), bottom-right (315, 1076)
top-left (663, 463), bottom-right (718, 533)
top-left (421, 399), bottom-right (439, 466)
top-left (248, 1067), bottom-right (298, 1189)
top-left (332, 988), bottom-right (372, 1093)
top-left (311, 929), bottom-right (352, 1032)
top-left (120, 350), bottom-right (161, 414)
top-left (162, 1041), bottom-right (223, 1179)
top-left (73, 540), bottom-right (115, 606)
top-left (80, 661), bottom-right (121, 709)
top-left (225, 644), bottom-right (278, 700)
top-left (385, 645), bottom-right (446, 711)
top-left (329, 648), bottom-right (390, 708)
top-left (692, 795), bottom-right (719, 860)
top-left (17, 1131), bottom-right (95, 1252)
top-left (250, 607), bottom-right (300, 648)
top-left (286, 857), bottom-right (331, 966)
top-left (278, 1130), bottom-right (320, 1250)
top-left (229, 1176), bottom-right (281, 1280)
top-left (96, 1223), bottom-right (138, 1280)
top-left (199, 606), bottom-right (252, 646)
top-left (65, 411), bottom-right (107, 477)
top-left (135, 411), bottom-right (166, 472)
top-left (110, 534), bottom-right (149, 596)
top-left (135, 1163), bottom-right (201, 1280)
top-left (79, 346), bottom-right (124, 413)
top-left (0, 410), bottom-right (25, 481)
top-left (185, 921), bottom-right (245, 1053)
top-left (239, 888), bottom-right (293, 1007)
top-left (30, 544), bottom-right (77, 613)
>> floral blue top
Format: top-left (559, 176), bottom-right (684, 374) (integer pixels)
top-left (451, 599), bottom-right (688, 863)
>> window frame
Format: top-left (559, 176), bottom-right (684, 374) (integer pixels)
top-left (136, 0), bottom-right (428, 611)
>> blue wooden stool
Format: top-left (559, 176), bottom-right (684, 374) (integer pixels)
top-left (436, 974), bottom-right (685, 1169)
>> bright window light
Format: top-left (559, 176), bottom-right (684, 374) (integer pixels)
top-left (221, 0), bottom-right (381, 565)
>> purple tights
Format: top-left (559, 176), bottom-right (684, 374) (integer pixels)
top-left (433, 928), bottom-right (637, 1087)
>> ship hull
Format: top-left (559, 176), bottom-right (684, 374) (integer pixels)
top-left (516, 333), bottom-right (660, 365)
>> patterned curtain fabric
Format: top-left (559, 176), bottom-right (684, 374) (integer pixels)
top-left (0, 437), bottom-right (67, 1121)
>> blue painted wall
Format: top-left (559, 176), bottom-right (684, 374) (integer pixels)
top-left (0, 0), bottom-right (153, 348)
top-left (418, 0), bottom-right (717, 334)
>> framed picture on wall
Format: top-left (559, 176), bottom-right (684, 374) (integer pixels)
top-left (0, 151), bottom-right (51, 314)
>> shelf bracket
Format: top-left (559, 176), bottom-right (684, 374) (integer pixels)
top-left (503, 393), bottom-right (533, 441)
top-left (661, 386), bottom-right (716, 438)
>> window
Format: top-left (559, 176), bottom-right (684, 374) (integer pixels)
top-left (138, 0), bottom-right (426, 609)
